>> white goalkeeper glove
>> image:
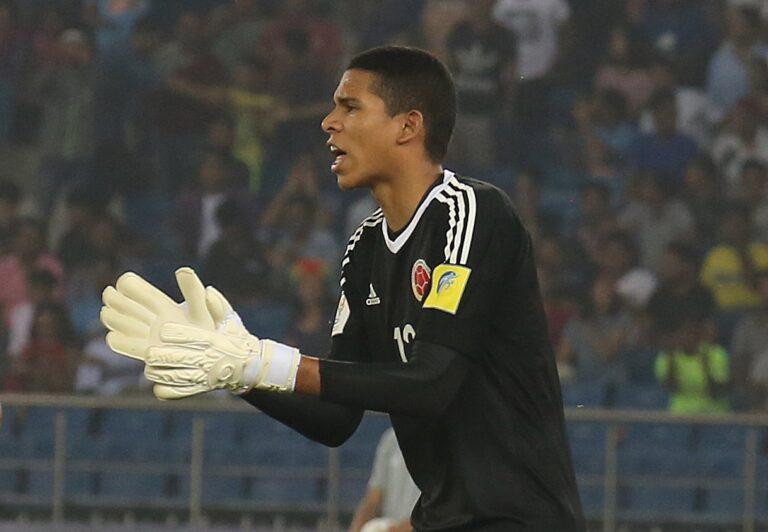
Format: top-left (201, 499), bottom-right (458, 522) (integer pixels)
top-left (100, 267), bottom-right (301, 400)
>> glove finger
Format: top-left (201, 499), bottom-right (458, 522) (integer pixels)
top-left (153, 383), bottom-right (205, 400)
top-left (144, 365), bottom-right (206, 386)
top-left (105, 331), bottom-right (150, 361)
top-left (204, 286), bottom-right (233, 325)
top-left (100, 306), bottom-right (151, 338)
top-left (115, 272), bottom-right (180, 316)
top-left (175, 267), bottom-right (215, 329)
top-left (102, 286), bottom-right (156, 325)
top-left (146, 346), bottom-right (206, 369)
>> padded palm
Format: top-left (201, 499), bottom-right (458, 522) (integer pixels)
top-left (100, 268), bottom-right (260, 399)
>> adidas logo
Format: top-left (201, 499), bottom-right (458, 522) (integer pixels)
top-left (366, 284), bottom-right (381, 306)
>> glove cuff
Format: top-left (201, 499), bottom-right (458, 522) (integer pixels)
top-left (236, 339), bottom-right (301, 394)
top-left (258, 340), bottom-right (302, 393)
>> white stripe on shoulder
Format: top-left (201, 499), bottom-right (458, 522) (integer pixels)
top-left (340, 209), bottom-right (383, 287)
top-left (435, 192), bottom-right (458, 262)
top-left (447, 176), bottom-right (477, 265)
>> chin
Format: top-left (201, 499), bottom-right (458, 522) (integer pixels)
top-left (336, 170), bottom-right (370, 190)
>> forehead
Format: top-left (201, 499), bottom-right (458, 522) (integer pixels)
top-left (333, 69), bottom-right (380, 101)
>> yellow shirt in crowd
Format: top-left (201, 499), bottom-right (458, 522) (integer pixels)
top-left (700, 243), bottom-right (768, 310)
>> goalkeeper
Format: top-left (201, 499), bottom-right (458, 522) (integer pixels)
top-left (101, 46), bottom-right (584, 531)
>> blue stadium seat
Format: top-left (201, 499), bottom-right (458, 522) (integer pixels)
top-left (695, 425), bottom-right (747, 452)
top-left (619, 448), bottom-right (700, 477)
top-left (612, 385), bottom-right (667, 410)
top-left (624, 423), bottom-right (693, 452)
top-left (704, 487), bottom-right (743, 519)
top-left (26, 470), bottom-right (54, 502)
top-left (561, 381), bottom-right (606, 408)
top-left (698, 451), bottom-right (744, 479)
top-left (0, 468), bottom-right (16, 493)
top-left (203, 473), bottom-right (244, 504)
top-left (757, 487), bottom-right (768, 521)
top-left (577, 483), bottom-right (603, 517)
top-left (567, 422), bottom-right (608, 448)
top-left (65, 471), bottom-right (100, 497)
top-left (626, 486), bottom-right (695, 515)
top-left (571, 448), bottom-right (604, 476)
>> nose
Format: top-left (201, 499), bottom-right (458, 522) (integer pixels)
top-left (321, 108), bottom-right (340, 133)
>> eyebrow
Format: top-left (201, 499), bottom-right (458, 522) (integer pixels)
top-left (334, 96), bottom-right (362, 106)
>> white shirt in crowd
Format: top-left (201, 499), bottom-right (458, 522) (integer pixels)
top-left (367, 428), bottom-right (421, 523)
top-left (493, 0), bottom-right (570, 80)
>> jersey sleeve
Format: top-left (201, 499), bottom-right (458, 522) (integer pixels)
top-left (328, 222), bottom-right (374, 363)
top-left (417, 186), bottom-right (531, 360)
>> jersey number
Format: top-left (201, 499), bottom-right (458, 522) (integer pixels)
top-left (393, 324), bottom-right (416, 362)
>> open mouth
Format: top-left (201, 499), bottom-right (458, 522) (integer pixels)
top-left (329, 144), bottom-right (347, 172)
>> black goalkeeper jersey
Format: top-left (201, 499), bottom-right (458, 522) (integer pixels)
top-left (329, 171), bottom-right (584, 531)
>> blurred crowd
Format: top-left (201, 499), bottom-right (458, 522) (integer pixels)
top-left (1, 0), bottom-right (768, 414)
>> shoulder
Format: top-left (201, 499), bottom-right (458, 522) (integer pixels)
top-left (432, 172), bottom-right (527, 264)
top-left (339, 208), bottom-right (383, 285)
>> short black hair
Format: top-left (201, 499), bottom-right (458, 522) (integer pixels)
top-left (347, 46), bottom-right (456, 163)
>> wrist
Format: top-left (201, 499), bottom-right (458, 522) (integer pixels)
top-left (239, 340), bottom-right (302, 394)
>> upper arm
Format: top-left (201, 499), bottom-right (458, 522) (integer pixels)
top-left (418, 187), bottom-right (527, 359)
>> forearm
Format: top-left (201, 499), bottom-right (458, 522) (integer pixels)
top-left (297, 341), bottom-right (470, 418)
top-left (240, 388), bottom-right (362, 447)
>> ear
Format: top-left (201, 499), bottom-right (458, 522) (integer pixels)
top-left (395, 110), bottom-right (425, 146)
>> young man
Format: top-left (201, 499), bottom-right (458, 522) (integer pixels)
top-left (101, 46), bottom-right (584, 530)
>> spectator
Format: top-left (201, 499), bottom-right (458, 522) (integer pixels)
top-left (172, 149), bottom-right (241, 260)
top-left (680, 154), bottom-right (726, 249)
top-left (557, 274), bottom-right (637, 382)
top-left (444, 0), bottom-right (516, 174)
top-left (594, 24), bottom-right (656, 115)
top-left (592, 231), bottom-right (656, 296)
top-left (31, 4), bottom-right (65, 67)
top-left (32, 29), bottom-right (96, 216)
top-left (7, 302), bottom-right (79, 393)
top-left (655, 313), bottom-right (731, 414)
top-left (348, 428), bottom-right (420, 532)
top-left (6, 268), bottom-right (58, 359)
top-left (493, 0), bottom-right (569, 119)
top-left (628, 89), bottom-right (699, 187)
top-left (152, 9), bottom-right (228, 192)
top-left (94, 14), bottom-right (163, 152)
top-left (55, 187), bottom-right (104, 271)
top-left (700, 202), bottom-right (768, 313)
top-left (266, 26), bottom-right (331, 171)
top-left (640, 57), bottom-right (713, 149)
top-left (83, 0), bottom-right (150, 58)
top-left (72, 257), bottom-right (141, 395)
top-left (740, 160), bottom-right (768, 241)
top-left (206, 116), bottom-right (251, 190)
top-left (257, 0), bottom-right (343, 80)
top-left (283, 258), bottom-right (333, 357)
top-left (618, 171), bottom-right (695, 273)
top-left (203, 198), bottom-right (268, 306)
top-left (0, 218), bottom-right (64, 324)
top-left (170, 56), bottom-right (277, 192)
top-left (573, 182), bottom-right (619, 272)
top-left (260, 154), bottom-right (340, 296)
top-left (638, 0), bottom-right (715, 83)
top-left (646, 241), bottom-right (716, 342)
top-left (0, 179), bottom-right (20, 255)
top-left (730, 271), bottom-right (768, 409)
top-left (706, 6), bottom-right (768, 119)
top-left (0, 1), bottom-right (23, 143)
top-left (210, 0), bottom-right (266, 75)
top-left (711, 98), bottom-right (768, 194)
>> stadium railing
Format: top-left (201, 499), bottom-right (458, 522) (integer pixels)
top-left (0, 393), bottom-right (767, 532)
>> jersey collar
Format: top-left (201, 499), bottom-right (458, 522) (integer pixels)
top-left (381, 169), bottom-right (454, 254)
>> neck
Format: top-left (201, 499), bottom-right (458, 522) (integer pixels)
top-left (372, 160), bottom-right (443, 232)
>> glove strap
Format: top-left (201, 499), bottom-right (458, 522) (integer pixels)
top-left (238, 339), bottom-right (301, 394)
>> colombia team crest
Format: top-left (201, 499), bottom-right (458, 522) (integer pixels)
top-left (411, 259), bottom-right (432, 302)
